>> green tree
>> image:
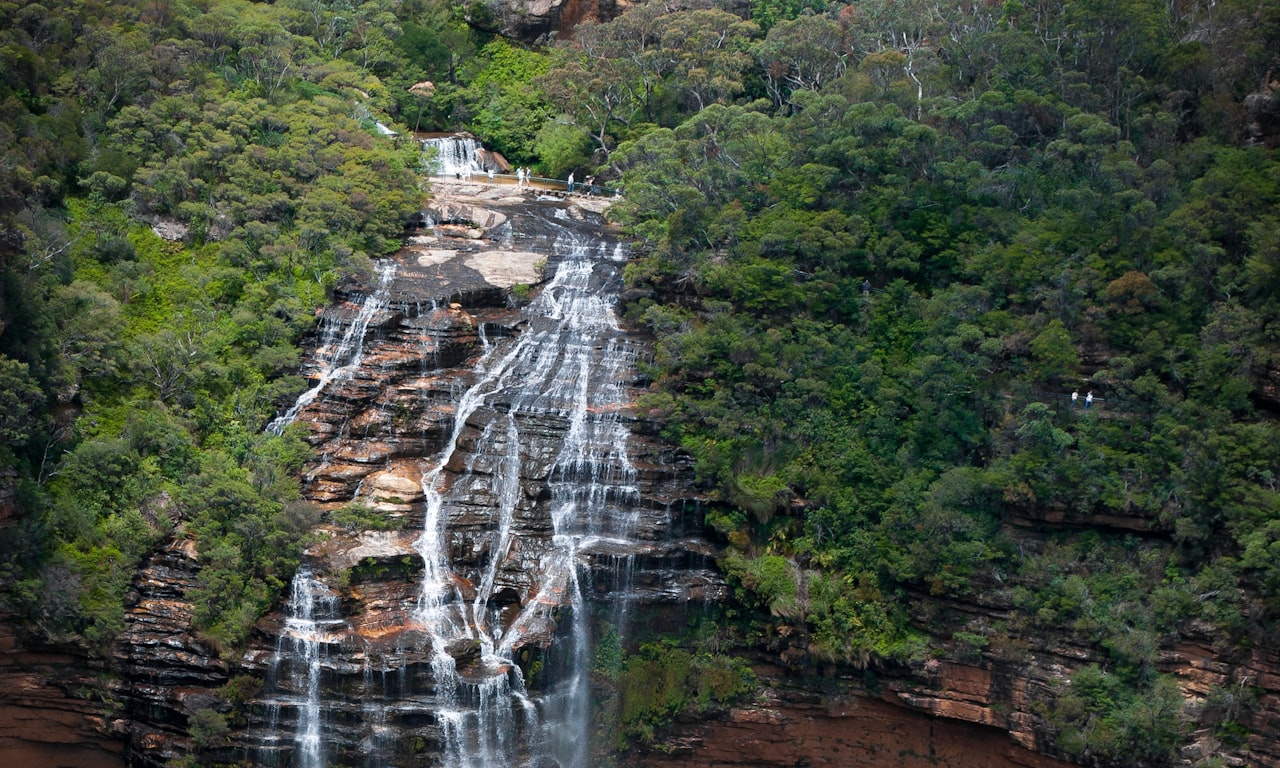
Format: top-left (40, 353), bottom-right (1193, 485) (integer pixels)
top-left (659, 10), bottom-right (760, 112)
top-left (756, 15), bottom-right (846, 109)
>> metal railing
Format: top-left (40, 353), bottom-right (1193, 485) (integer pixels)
top-left (430, 171), bottom-right (618, 198)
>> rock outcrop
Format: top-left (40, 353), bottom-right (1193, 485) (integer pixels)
top-left (631, 677), bottom-right (1076, 768)
top-left (0, 619), bottom-right (126, 767)
top-left (486, 0), bottom-right (629, 43)
top-left (157, 180), bottom-right (721, 766)
top-left (111, 539), bottom-right (230, 768)
top-left (9, 181), bottom-right (1280, 768)
top-left (1245, 70), bottom-right (1280, 148)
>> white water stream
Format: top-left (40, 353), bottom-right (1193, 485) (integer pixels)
top-left (265, 569), bottom-right (347, 768)
top-left (258, 141), bottom-right (657, 767)
top-left (268, 260), bottom-right (397, 434)
top-left (421, 135), bottom-right (488, 179)
top-left (410, 219), bottom-right (638, 768)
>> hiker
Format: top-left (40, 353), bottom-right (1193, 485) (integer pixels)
top-left (1085, 391), bottom-right (1093, 409)
top-left (1072, 390), bottom-right (1079, 408)
top-left (584, 175), bottom-right (595, 196)
top-left (567, 172), bottom-right (574, 194)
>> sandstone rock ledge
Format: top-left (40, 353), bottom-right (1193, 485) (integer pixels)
top-left (630, 681), bottom-right (1074, 768)
top-left (0, 620), bottom-right (127, 767)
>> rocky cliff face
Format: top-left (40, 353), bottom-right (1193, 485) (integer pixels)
top-left (110, 538), bottom-right (231, 767)
top-left (620, 585), bottom-right (1280, 768)
top-left (1246, 70), bottom-right (1280, 148)
top-left (0, 619), bottom-right (126, 767)
top-left (481, 0), bottom-right (629, 43)
top-left (629, 672), bottom-right (1076, 768)
top-left (130, 181), bottom-right (723, 767)
top-left (6, 182), bottom-right (1280, 768)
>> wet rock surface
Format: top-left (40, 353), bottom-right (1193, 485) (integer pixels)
top-left (22, 180), bottom-right (1277, 768)
top-left (225, 180), bottom-right (723, 766)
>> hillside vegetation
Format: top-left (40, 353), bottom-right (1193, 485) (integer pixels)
top-left (2, 0), bottom-right (1279, 763)
top-left (0, 0), bottom-right (428, 651)
top-left (583, 1), bottom-right (1280, 762)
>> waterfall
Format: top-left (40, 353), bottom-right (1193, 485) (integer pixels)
top-left (268, 260), bottom-right (397, 434)
top-left (264, 569), bottom-right (346, 768)
top-left (409, 218), bottom-right (637, 768)
top-left (421, 135), bottom-right (487, 179)
top-left (246, 178), bottom-right (721, 767)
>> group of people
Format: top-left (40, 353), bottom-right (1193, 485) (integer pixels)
top-left (476, 167), bottom-right (597, 195)
top-left (565, 172), bottom-right (597, 196)
top-left (1071, 390), bottom-right (1094, 409)
top-left (461, 167), bottom-right (599, 195)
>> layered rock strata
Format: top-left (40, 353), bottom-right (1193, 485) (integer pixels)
top-left (631, 678), bottom-right (1076, 768)
top-left (0, 619), bottom-right (126, 768)
top-left (234, 182), bottom-right (721, 766)
top-left (10, 182), bottom-right (1280, 768)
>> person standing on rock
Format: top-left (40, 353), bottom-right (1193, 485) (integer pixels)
top-left (567, 172), bottom-right (574, 194)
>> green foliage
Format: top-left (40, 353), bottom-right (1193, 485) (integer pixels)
top-left (218, 675), bottom-right (263, 727)
top-left (1, 2), bottom-right (1279, 761)
top-left (0, 0), bottom-right (416, 655)
top-left (532, 121), bottom-right (593, 179)
top-left (461, 39), bottom-right (551, 161)
top-left (0, 357), bottom-right (45, 451)
top-left (1046, 666), bottom-right (1186, 764)
top-left (722, 552), bottom-right (798, 618)
top-left (600, 1), bottom-right (1280, 757)
top-left (329, 502), bottom-right (398, 532)
top-left (347, 555), bottom-right (423, 584)
top-left (607, 641), bottom-right (756, 746)
top-left (188, 707), bottom-right (230, 750)
top-left (182, 443), bottom-right (319, 652)
top-left (1028, 320), bottom-right (1079, 386)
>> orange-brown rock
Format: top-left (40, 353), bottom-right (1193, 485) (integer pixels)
top-left (631, 684), bottom-right (1075, 768)
top-left (0, 620), bottom-right (126, 768)
top-left (491, 0), bottom-right (631, 42)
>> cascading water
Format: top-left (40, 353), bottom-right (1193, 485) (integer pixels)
top-left (421, 135), bottom-right (487, 179)
top-left (264, 569), bottom-right (347, 768)
top-left (410, 219), bottom-right (638, 768)
top-left (268, 260), bottom-right (397, 434)
top-left (248, 173), bottom-right (723, 767)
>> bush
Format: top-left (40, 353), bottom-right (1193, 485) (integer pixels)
top-left (188, 707), bottom-right (229, 749)
top-left (1047, 665), bottom-right (1187, 764)
top-left (611, 641), bottom-right (755, 747)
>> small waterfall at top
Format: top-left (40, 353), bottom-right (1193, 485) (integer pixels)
top-left (268, 260), bottom-right (397, 434)
top-left (421, 135), bottom-right (487, 178)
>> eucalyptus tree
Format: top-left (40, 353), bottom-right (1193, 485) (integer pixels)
top-left (541, 3), bottom-right (761, 163)
top-left (540, 36), bottom-right (639, 160)
top-left (659, 9), bottom-right (761, 112)
top-left (838, 0), bottom-right (945, 115)
top-left (756, 14), bottom-right (846, 110)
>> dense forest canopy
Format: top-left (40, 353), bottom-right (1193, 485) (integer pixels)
top-left (1, 0), bottom-right (1279, 762)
